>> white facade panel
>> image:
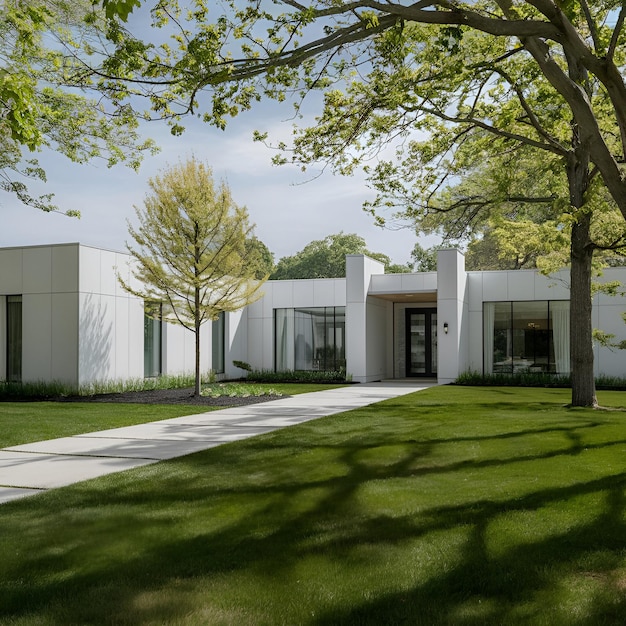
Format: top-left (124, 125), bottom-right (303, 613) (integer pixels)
top-left (268, 281), bottom-right (294, 309)
top-left (100, 249), bottom-right (119, 297)
top-left (78, 293), bottom-right (116, 384)
top-left (400, 273), bottom-right (429, 292)
top-left (365, 297), bottom-right (389, 381)
top-left (246, 297), bottom-right (264, 319)
top-left (51, 292), bottom-right (78, 384)
top-left (293, 280), bottom-right (315, 305)
top-left (533, 271), bottom-right (570, 300)
top-left (507, 270), bottom-right (535, 300)
top-left (0, 249), bottom-right (23, 294)
top-left (481, 272), bottom-right (509, 302)
top-left (128, 298), bottom-right (144, 377)
top-left (334, 279), bottom-right (347, 305)
top-left (114, 297), bottom-right (131, 380)
top-left (467, 273), bottom-right (484, 312)
top-left (226, 310), bottom-right (247, 378)
top-left (51, 246), bottom-right (79, 293)
top-left (371, 273), bottom-right (402, 294)
top-left (23, 247), bottom-right (52, 294)
top-left (466, 311), bottom-right (484, 373)
top-left (22, 294), bottom-right (52, 382)
top-left (313, 279), bottom-right (337, 306)
top-left (246, 317), bottom-right (265, 370)
top-left (79, 246), bottom-right (102, 294)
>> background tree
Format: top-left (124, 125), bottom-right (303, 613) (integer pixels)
top-left (1, 0), bottom-right (153, 214)
top-left (119, 158), bottom-right (267, 396)
top-left (270, 232), bottom-right (410, 279)
top-left (245, 236), bottom-right (275, 279)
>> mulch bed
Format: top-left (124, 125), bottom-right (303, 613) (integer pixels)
top-left (3, 388), bottom-right (284, 406)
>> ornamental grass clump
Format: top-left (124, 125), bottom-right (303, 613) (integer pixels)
top-left (201, 382), bottom-right (282, 398)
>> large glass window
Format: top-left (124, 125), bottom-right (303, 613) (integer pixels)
top-left (275, 307), bottom-right (346, 372)
top-left (212, 312), bottom-right (225, 374)
top-left (144, 302), bottom-right (162, 378)
top-left (6, 295), bottom-right (22, 382)
top-left (484, 301), bottom-right (570, 375)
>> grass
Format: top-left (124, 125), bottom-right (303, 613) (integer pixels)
top-left (0, 383), bottom-right (346, 448)
top-left (2, 386), bottom-right (626, 624)
top-left (0, 403), bottom-right (213, 448)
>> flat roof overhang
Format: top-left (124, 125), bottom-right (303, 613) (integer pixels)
top-left (368, 291), bottom-right (437, 303)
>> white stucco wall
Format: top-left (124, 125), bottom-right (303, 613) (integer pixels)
top-left (3, 243), bottom-right (625, 386)
top-left (0, 245), bottom-right (81, 384)
top-left (462, 267), bottom-right (626, 377)
top-left (77, 246), bottom-right (144, 385)
top-left (437, 249), bottom-right (469, 384)
top-left (242, 277), bottom-right (347, 372)
top-left (346, 254), bottom-right (387, 382)
top-left (593, 268), bottom-right (626, 377)
top-left (465, 268), bottom-right (571, 375)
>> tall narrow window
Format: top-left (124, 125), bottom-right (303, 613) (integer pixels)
top-left (212, 312), bottom-right (225, 374)
top-left (144, 302), bottom-right (162, 378)
top-left (6, 296), bottom-right (22, 382)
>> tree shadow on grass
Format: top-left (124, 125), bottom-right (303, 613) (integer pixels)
top-left (1, 410), bottom-right (626, 624)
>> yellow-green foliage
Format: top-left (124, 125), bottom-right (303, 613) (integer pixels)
top-left (119, 157), bottom-right (268, 330)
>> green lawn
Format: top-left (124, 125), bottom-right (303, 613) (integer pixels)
top-left (2, 386), bottom-right (626, 624)
top-left (0, 383), bottom-right (346, 448)
top-left (0, 403), bottom-right (212, 448)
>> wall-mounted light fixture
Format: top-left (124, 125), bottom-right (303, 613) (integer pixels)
top-left (443, 322), bottom-right (449, 334)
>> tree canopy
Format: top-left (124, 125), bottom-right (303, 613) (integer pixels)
top-left (1, 0), bottom-right (154, 214)
top-left (270, 232), bottom-right (409, 279)
top-left (94, 0), bottom-right (626, 221)
top-left (119, 158), bottom-right (267, 395)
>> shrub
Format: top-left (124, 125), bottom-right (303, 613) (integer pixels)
top-left (0, 372), bottom-right (217, 401)
top-left (246, 369), bottom-right (348, 384)
top-left (455, 370), bottom-right (626, 390)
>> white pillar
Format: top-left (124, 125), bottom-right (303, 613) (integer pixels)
top-left (436, 248), bottom-right (469, 384)
top-left (345, 254), bottom-right (386, 383)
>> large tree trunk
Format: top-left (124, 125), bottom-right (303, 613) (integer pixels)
top-left (569, 214), bottom-right (597, 407)
top-left (566, 134), bottom-right (597, 407)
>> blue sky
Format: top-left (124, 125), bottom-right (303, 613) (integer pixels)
top-left (2, 96), bottom-right (429, 264)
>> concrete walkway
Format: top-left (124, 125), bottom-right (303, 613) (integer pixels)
top-left (0, 381), bottom-right (436, 505)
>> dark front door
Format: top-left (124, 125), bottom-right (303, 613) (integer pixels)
top-left (406, 308), bottom-right (437, 377)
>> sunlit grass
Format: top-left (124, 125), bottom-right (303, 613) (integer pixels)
top-left (0, 403), bottom-right (212, 448)
top-left (1, 386), bottom-right (626, 624)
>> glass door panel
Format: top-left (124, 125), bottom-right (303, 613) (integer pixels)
top-left (406, 308), bottom-right (437, 377)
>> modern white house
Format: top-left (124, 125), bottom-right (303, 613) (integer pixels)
top-left (1, 242), bottom-right (625, 387)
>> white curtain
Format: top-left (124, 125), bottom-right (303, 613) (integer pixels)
top-left (551, 301), bottom-right (570, 375)
top-left (483, 302), bottom-right (495, 374)
top-left (275, 309), bottom-right (294, 371)
top-left (295, 309), bottom-right (314, 369)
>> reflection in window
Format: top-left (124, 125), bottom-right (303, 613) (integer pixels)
top-left (144, 302), bottom-right (162, 378)
top-left (7, 295), bottom-right (22, 382)
top-left (275, 307), bottom-right (346, 372)
top-left (484, 301), bottom-right (570, 375)
top-left (212, 312), bottom-right (225, 374)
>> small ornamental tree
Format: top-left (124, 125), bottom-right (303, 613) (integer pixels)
top-left (119, 158), bottom-right (268, 396)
